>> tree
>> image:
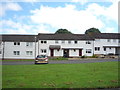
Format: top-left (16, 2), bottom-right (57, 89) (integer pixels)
top-left (85, 27), bottom-right (101, 34)
top-left (55, 29), bottom-right (72, 34)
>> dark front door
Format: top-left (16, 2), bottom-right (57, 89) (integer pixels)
top-left (79, 49), bottom-right (82, 56)
top-left (63, 49), bottom-right (69, 58)
top-left (50, 49), bottom-right (54, 57)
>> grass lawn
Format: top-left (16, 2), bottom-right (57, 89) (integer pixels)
top-left (2, 62), bottom-right (119, 88)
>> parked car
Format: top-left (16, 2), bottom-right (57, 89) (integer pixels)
top-left (35, 55), bottom-right (48, 64)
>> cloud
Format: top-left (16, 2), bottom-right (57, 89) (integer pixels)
top-left (0, 19), bottom-right (50, 34)
top-left (0, 2), bottom-right (22, 16)
top-left (30, 4), bottom-right (105, 34)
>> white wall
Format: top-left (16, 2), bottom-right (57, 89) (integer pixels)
top-left (94, 39), bottom-right (119, 55)
top-left (38, 40), bottom-right (94, 57)
top-left (3, 42), bottom-right (36, 59)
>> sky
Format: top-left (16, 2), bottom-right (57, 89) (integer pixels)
top-left (0, 0), bottom-right (119, 34)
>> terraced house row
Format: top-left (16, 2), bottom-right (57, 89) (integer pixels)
top-left (0, 33), bottom-right (120, 59)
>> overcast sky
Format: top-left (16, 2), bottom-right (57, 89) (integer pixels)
top-left (0, 0), bottom-right (119, 34)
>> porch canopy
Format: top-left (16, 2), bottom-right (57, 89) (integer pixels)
top-left (49, 45), bottom-right (61, 49)
top-left (62, 47), bottom-right (83, 50)
top-left (103, 46), bottom-right (120, 48)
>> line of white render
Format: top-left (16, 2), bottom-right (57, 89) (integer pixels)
top-left (0, 33), bottom-right (120, 59)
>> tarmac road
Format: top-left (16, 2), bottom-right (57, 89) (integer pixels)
top-left (2, 58), bottom-right (119, 65)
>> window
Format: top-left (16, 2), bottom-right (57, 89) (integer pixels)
top-left (13, 51), bottom-right (20, 55)
top-left (14, 42), bottom-right (20, 45)
top-left (26, 42), bottom-right (33, 46)
top-left (26, 51), bottom-right (32, 55)
top-left (41, 49), bottom-right (47, 53)
top-left (86, 49), bottom-right (92, 53)
top-left (104, 47), bottom-right (106, 51)
top-left (95, 39), bottom-right (100, 42)
top-left (0, 51), bottom-right (1, 54)
top-left (95, 47), bottom-right (100, 51)
top-left (107, 39), bottom-right (111, 42)
top-left (109, 47), bottom-right (111, 50)
top-left (68, 40), bottom-right (71, 44)
top-left (113, 39), bottom-right (116, 42)
top-left (41, 41), bottom-right (47, 44)
top-left (86, 41), bottom-right (91, 44)
top-left (62, 40), bottom-right (65, 43)
top-left (44, 41), bottom-right (47, 43)
top-left (41, 41), bottom-right (43, 43)
top-left (55, 40), bottom-right (59, 43)
top-left (74, 41), bottom-right (77, 44)
top-left (119, 39), bottom-right (120, 43)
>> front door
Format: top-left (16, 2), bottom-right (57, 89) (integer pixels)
top-left (79, 49), bottom-right (82, 56)
top-left (63, 49), bottom-right (69, 57)
top-left (50, 49), bottom-right (54, 57)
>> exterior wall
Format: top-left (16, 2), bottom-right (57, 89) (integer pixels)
top-left (94, 39), bottom-right (119, 55)
top-left (3, 42), bottom-right (37, 59)
top-left (38, 40), bottom-right (94, 57)
top-left (1, 38), bottom-right (119, 59)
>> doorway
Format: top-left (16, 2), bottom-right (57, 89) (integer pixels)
top-left (63, 49), bottom-right (69, 58)
top-left (79, 49), bottom-right (82, 56)
top-left (50, 49), bottom-right (54, 57)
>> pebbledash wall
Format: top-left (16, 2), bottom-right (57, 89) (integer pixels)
top-left (0, 33), bottom-right (120, 59)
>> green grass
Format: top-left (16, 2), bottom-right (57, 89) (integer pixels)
top-left (2, 62), bottom-right (119, 88)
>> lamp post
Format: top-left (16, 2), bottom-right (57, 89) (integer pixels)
top-left (34, 36), bottom-right (36, 60)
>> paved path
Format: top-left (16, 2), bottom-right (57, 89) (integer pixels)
top-left (2, 58), bottom-right (119, 65)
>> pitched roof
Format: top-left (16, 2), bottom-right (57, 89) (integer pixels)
top-left (1, 34), bottom-right (37, 42)
top-left (38, 33), bottom-right (94, 40)
top-left (91, 33), bottom-right (120, 39)
top-left (1, 33), bottom-right (120, 42)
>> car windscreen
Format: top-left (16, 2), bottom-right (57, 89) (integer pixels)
top-left (37, 55), bottom-right (46, 58)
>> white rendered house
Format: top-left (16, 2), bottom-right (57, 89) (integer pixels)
top-left (0, 33), bottom-right (120, 59)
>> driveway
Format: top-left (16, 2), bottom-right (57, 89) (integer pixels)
top-left (2, 58), bottom-right (119, 65)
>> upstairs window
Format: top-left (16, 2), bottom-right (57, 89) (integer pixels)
top-left (41, 41), bottom-right (47, 44)
top-left (26, 42), bottom-right (33, 46)
top-left (13, 51), bottom-right (20, 55)
top-left (55, 40), bottom-right (59, 43)
top-left (95, 39), bottom-right (100, 42)
top-left (14, 42), bottom-right (20, 45)
top-left (107, 39), bottom-right (111, 42)
top-left (86, 41), bottom-right (91, 44)
top-left (113, 39), bottom-right (116, 42)
top-left (95, 47), bottom-right (100, 51)
top-left (62, 40), bottom-right (65, 44)
top-left (68, 40), bottom-right (71, 44)
top-left (74, 41), bottom-right (78, 44)
top-left (119, 39), bottom-right (120, 43)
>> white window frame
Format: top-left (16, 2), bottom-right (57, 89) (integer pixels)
top-left (14, 42), bottom-right (20, 45)
top-left (62, 40), bottom-right (65, 44)
top-left (26, 51), bottom-right (33, 55)
top-left (41, 49), bottom-right (47, 53)
top-left (26, 42), bottom-right (33, 47)
top-left (86, 49), bottom-right (92, 53)
top-left (95, 47), bottom-right (100, 51)
top-left (13, 51), bottom-right (20, 55)
top-left (55, 40), bottom-right (59, 43)
top-left (68, 40), bottom-right (71, 44)
top-left (86, 41), bottom-right (91, 44)
top-left (107, 39), bottom-right (111, 42)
